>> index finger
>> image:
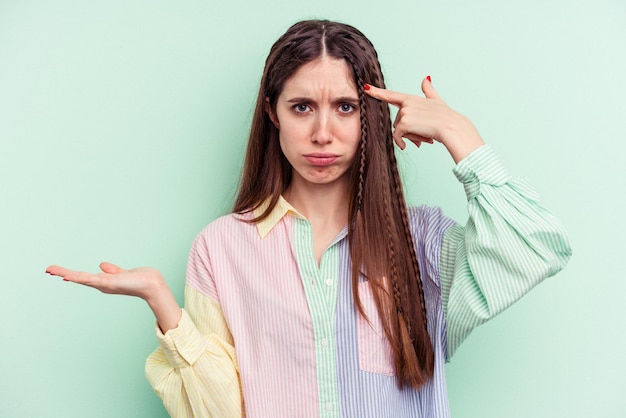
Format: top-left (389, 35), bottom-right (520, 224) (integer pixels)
top-left (364, 84), bottom-right (408, 107)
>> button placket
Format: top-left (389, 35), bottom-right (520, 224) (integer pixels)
top-left (294, 218), bottom-right (340, 418)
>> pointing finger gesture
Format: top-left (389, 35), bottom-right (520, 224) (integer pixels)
top-left (365, 76), bottom-right (484, 163)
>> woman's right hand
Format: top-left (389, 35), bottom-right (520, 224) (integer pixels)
top-left (365, 77), bottom-right (485, 163)
top-left (46, 262), bottom-right (182, 332)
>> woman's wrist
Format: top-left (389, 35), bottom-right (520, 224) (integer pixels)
top-left (439, 114), bottom-right (485, 163)
top-left (145, 277), bottom-right (182, 333)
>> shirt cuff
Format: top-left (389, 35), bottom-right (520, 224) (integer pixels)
top-left (452, 144), bottom-right (511, 200)
top-left (155, 309), bottom-right (207, 368)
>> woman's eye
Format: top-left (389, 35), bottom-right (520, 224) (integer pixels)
top-left (293, 104), bottom-right (310, 113)
top-left (339, 103), bottom-right (356, 113)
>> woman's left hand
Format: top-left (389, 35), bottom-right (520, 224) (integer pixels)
top-left (364, 76), bottom-right (485, 163)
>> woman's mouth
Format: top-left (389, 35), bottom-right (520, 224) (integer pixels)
top-left (304, 153), bottom-right (339, 166)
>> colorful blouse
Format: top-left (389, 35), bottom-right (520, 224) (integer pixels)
top-left (145, 145), bottom-right (572, 417)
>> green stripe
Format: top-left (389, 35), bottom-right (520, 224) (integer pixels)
top-left (441, 145), bottom-right (572, 359)
top-left (294, 218), bottom-right (340, 418)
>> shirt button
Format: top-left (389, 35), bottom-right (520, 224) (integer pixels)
top-left (321, 338), bottom-right (329, 347)
top-left (326, 403), bottom-right (333, 411)
top-left (325, 279), bottom-right (332, 286)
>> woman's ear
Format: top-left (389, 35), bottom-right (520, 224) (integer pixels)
top-left (265, 97), bottom-right (279, 129)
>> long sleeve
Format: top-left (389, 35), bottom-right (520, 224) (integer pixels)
top-left (145, 238), bottom-right (242, 417)
top-left (439, 145), bottom-right (572, 359)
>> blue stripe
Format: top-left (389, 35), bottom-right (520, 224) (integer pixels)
top-left (334, 206), bottom-right (455, 418)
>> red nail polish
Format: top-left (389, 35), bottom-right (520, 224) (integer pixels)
top-left (427, 75), bottom-right (432, 83)
top-left (364, 84), bottom-right (371, 91)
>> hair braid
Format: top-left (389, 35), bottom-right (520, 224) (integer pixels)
top-left (356, 88), bottom-right (367, 213)
top-left (374, 100), bottom-right (404, 312)
top-left (387, 137), bottom-right (429, 335)
top-left (378, 141), bottom-right (402, 308)
top-left (344, 28), bottom-right (432, 383)
top-left (342, 53), bottom-right (367, 213)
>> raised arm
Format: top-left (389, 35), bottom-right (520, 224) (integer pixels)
top-left (441, 146), bottom-right (572, 357)
top-left (366, 78), bottom-right (572, 358)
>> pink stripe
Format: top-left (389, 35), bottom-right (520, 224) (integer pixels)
top-left (187, 214), bottom-right (319, 416)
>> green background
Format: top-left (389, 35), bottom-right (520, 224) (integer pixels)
top-left (1, 0), bottom-right (624, 416)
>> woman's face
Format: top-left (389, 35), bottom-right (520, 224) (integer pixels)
top-left (270, 57), bottom-right (361, 191)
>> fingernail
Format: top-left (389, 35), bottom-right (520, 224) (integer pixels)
top-left (364, 84), bottom-right (371, 91)
top-left (427, 75), bottom-right (432, 83)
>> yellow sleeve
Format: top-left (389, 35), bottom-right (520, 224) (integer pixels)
top-left (145, 285), bottom-right (242, 417)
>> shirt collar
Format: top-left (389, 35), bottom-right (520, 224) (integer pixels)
top-left (254, 195), bottom-right (305, 238)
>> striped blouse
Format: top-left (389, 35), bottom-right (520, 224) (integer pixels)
top-left (145, 145), bottom-right (572, 417)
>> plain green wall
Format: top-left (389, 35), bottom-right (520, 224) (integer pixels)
top-left (1, 0), bottom-right (624, 416)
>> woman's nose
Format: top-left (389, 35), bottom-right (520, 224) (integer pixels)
top-left (312, 114), bottom-right (332, 144)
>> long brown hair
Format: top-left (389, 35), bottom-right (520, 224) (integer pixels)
top-left (233, 19), bottom-right (434, 388)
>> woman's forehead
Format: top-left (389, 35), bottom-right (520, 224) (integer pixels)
top-left (282, 58), bottom-right (357, 97)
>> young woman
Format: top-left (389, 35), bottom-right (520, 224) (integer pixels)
top-left (46, 20), bottom-right (572, 418)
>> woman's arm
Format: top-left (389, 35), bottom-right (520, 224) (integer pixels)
top-left (46, 256), bottom-right (243, 417)
top-left (45, 262), bottom-right (182, 332)
top-left (366, 79), bottom-right (572, 358)
top-left (146, 286), bottom-right (242, 417)
top-left (439, 146), bottom-right (572, 357)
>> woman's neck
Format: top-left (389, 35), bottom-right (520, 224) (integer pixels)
top-left (283, 176), bottom-right (350, 227)
top-left (283, 176), bottom-right (351, 264)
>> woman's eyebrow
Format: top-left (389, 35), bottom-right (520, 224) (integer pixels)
top-left (285, 96), bottom-right (359, 103)
top-left (285, 97), bottom-right (313, 103)
top-left (334, 96), bottom-right (359, 103)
